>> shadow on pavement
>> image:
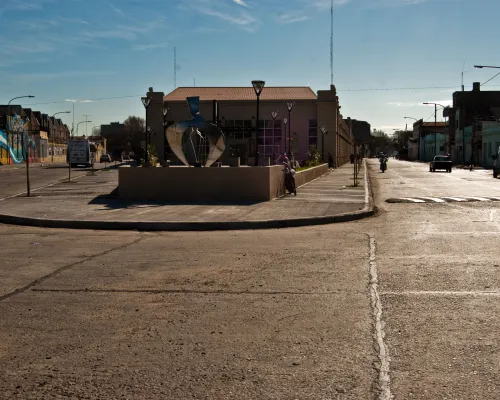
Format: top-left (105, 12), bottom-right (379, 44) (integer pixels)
top-left (89, 191), bottom-right (262, 209)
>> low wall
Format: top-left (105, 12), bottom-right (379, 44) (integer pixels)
top-left (295, 164), bottom-right (329, 188)
top-left (119, 163), bottom-right (329, 202)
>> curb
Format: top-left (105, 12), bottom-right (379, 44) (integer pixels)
top-left (0, 161), bottom-right (374, 232)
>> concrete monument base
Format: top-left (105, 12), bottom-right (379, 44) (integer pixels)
top-left (118, 164), bottom-right (329, 202)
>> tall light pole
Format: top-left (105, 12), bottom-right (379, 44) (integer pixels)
top-left (286, 102), bottom-right (295, 159)
top-left (320, 126), bottom-right (328, 162)
top-left (252, 80), bottom-right (265, 166)
top-left (51, 111), bottom-right (71, 162)
top-left (23, 116), bottom-right (31, 196)
top-left (76, 121), bottom-right (90, 136)
top-left (423, 102), bottom-right (445, 158)
top-left (141, 96), bottom-right (152, 165)
top-left (271, 111), bottom-right (279, 164)
top-left (474, 65), bottom-right (500, 69)
top-left (162, 108), bottom-right (169, 162)
top-left (283, 118), bottom-right (288, 156)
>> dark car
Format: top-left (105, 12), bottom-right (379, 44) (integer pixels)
top-left (430, 155), bottom-right (452, 173)
top-left (100, 154), bottom-right (112, 163)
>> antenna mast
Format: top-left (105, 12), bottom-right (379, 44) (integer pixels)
top-left (174, 47), bottom-right (177, 89)
top-left (330, 0), bottom-right (333, 86)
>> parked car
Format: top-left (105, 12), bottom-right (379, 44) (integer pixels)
top-left (122, 155), bottom-right (131, 162)
top-left (100, 154), bottom-right (112, 163)
top-left (430, 155), bottom-right (452, 172)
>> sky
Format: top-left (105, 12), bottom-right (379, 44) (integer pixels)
top-left (1, 0), bottom-right (499, 135)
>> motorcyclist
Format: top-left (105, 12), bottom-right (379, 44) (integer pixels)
top-left (379, 153), bottom-right (388, 172)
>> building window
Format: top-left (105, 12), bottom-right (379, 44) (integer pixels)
top-left (224, 120), bottom-right (252, 140)
top-left (309, 120), bottom-right (317, 147)
top-left (258, 119), bottom-right (282, 157)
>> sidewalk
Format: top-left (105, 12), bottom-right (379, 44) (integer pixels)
top-left (0, 161), bottom-right (372, 231)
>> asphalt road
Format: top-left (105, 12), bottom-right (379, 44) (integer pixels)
top-left (1, 159), bottom-right (500, 399)
top-left (0, 162), bottom-right (117, 199)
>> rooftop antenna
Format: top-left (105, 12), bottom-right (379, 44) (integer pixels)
top-left (461, 61), bottom-right (466, 91)
top-left (330, 0), bottom-right (333, 86)
top-left (174, 46), bottom-right (177, 89)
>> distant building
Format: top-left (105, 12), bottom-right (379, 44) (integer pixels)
top-left (451, 82), bottom-right (500, 165)
top-left (145, 85), bottom-right (357, 167)
top-left (0, 105), bottom-right (70, 164)
top-left (101, 122), bottom-right (126, 156)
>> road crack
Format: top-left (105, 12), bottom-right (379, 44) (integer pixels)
top-left (0, 236), bottom-right (145, 302)
top-left (369, 234), bottom-right (393, 400)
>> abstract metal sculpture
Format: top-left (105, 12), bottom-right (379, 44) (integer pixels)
top-left (165, 96), bottom-right (225, 167)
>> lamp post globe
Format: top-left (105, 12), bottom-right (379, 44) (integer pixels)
top-left (251, 80), bottom-right (265, 166)
top-left (141, 97), bottom-right (152, 165)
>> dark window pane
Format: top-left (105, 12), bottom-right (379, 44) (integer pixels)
top-left (309, 137), bottom-right (318, 146)
top-left (309, 119), bottom-right (317, 128)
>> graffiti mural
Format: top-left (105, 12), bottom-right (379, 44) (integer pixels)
top-left (0, 115), bottom-right (31, 164)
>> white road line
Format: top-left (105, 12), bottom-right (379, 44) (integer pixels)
top-left (420, 197), bottom-right (446, 203)
top-left (401, 197), bottom-right (426, 203)
top-left (467, 196), bottom-right (491, 202)
top-left (442, 197), bottom-right (468, 202)
top-left (369, 235), bottom-right (392, 400)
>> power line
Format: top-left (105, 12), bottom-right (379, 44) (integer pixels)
top-left (483, 72), bottom-right (500, 86)
top-left (23, 94), bottom-right (142, 106)
top-left (337, 86), bottom-right (460, 92)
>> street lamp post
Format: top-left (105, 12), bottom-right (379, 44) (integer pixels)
top-left (141, 96), bottom-right (152, 165)
top-left (286, 102), bottom-right (295, 159)
top-left (162, 108), bottom-right (169, 162)
top-left (271, 111), bottom-right (279, 164)
top-left (23, 116), bottom-right (31, 196)
top-left (283, 118), bottom-right (288, 156)
top-left (51, 111), bottom-right (71, 162)
top-left (423, 103), bottom-right (445, 158)
top-left (474, 65), bottom-right (500, 69)
top-left (76, 121), bottom-right (91, 136)
top-left (251, 80), bottom-right (265, 166)
top-left (320, 126), bottom-right (328, 162)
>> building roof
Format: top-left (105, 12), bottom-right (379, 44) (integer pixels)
top-left (164, 87), bottom-right (318, 102)
top-left (415, 121), bottom-right (447, 127)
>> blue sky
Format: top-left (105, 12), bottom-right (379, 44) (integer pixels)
top-left (1, 0), bottom-right (499, 134)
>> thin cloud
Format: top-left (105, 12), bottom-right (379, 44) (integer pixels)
top-left (233, 0), bottom-right (250, 7)
top-left (182, 0), bottom-right (258, 31)
top-left (133, 42), bottom-right (169, 51)
top-left (12, 70), bottom-right (115, 80)
top-left (200, 8), bottom-right (256, 26)
top-left (278, 13), bottom-right (310, 24)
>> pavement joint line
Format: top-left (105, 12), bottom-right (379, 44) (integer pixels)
top-left (368, 234), bottom-right (392, 400)
top-left (0, 168), bottom-right (103, 201)
top-left (381, 290), bottom-right (500, 296)
top-left (0, 236), bottom-right (144, 302)
top-left (30, 288), bottom-right (357, 295)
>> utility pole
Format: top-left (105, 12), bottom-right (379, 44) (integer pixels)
top-left (330, 0), bottom-right (333, 86)
top-left (83, 114), bottom-right (90, 136)
top-left (174, 47), bottom-right (177, 89)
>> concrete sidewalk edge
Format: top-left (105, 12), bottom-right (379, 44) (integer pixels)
top-left (0, 160), bottom-right (374, 231)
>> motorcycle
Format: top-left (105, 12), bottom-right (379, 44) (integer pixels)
top-left (283, 161), bottom-right (297, 196)
top-left (380, 157), bottom-right (387, 173)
